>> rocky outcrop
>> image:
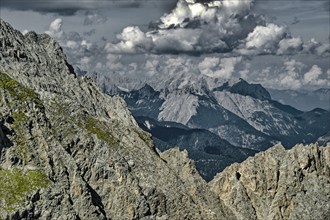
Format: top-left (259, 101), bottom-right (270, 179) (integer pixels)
top-left (0, 19), bottom-right (233, 219)
top-left (210, 143), bottom-right (330, 220)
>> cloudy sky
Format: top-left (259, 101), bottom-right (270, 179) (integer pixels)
top-left (1, 0), bottom-right (329, 90)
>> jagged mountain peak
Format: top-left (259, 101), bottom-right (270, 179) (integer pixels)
top-left (213, 78), bottom-right (271, 100)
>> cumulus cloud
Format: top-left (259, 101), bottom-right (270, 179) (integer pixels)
top-left (237, 24), bottom-right (286, 55)
top-left (105, 26), bottom-right (153, 53)
top-left (106, 0), bottom-right (326, 56)
top-left (37, 2), bottom-right (329, 92)
top-left (278, 59), bottom-right (305, 89)
top-left (159, 0), bottom-right (253, 28)
top-left (45, 18), bottom-right (63, 38)
top-left (277, 37), bottom-right (303, 55)
top-left (258, 60), bottom-right (328, 90)
top-left (303, 65), bottom-right (328, 86)
top-left (144, 59), bottom-right (160, 76)
top-left (303, 38), bottom-right (330, 56)
top-left (98, 0), bottom-right (330, 58)
top-left (198, 56), bottom-right (242, 79)
top-left (106, 0), bottom-right (262, 54)
top-left (105, 54), bottom-right (125, 71)
top-left (44, 18), bottom-right (110, 74)
top-left (245, 24), bottom-right (285, 49)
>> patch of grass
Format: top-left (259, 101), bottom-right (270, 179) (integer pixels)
top-left (0, 72), bottom-right (43, 108)
top-left (11, 111), bottom-right (30, 163)
top-left (0, 168), bottom-right (49, 212)
top-left (84, 116), bottom-right (119, 146)
top-left (0, 72), bottom-right (44, 164)
top-left (12, 111), bottom-right (28, 125)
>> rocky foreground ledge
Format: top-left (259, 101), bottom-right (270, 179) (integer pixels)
top-left (0, 18), bottom-right (329, 220)
top-left (210, 143), bottom-right (330, 220)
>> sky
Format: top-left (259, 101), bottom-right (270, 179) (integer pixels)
top-left (0, 0), bottom-right (329, 90)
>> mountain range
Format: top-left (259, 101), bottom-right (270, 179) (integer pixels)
top-left (0, 18), bottom-right (329, 219)
top-left (268, 88), bottom-right (330, 111)
top-left (84, 71), bottom-right (330, 180)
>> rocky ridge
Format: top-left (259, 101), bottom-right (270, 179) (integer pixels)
top-left (108, 75), bottom-right (329, 151)
top-left (0, 19), bottom-right (329, 220)
top-left (210, 143), bottom-right (330, 220)
top-left (0, 18), bottom-right (233, 220)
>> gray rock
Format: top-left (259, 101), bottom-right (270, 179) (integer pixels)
top-left (0, 19), bottom-right (233, 220)
top-left (210, 143), bottom-right (330, 220)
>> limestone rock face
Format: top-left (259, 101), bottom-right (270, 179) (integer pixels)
top-left (209, 143), bottom-right (330, 220)
top-left (0, 19), bottom-right (233, 219)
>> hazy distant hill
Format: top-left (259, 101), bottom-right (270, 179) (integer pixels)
top-left (268, 88), bottom-right (330, 111)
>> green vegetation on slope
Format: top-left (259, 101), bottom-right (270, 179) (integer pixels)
top-left (0, 73), bottom-right (49, 213)
top-left (0, 168), bottom-right (49, 212)
top-left (0, 72), bottom-right (43, 163)
top-left (0, 72), bottom-right (42, 108)
top-left (84, 116), bottom-right (119, 146)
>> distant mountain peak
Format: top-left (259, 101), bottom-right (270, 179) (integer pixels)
top-left (213, 79), bottom-right (271, 100)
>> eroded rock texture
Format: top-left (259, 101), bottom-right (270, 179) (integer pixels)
top-left (210, 143), bottom-right (330, 220)
top-left (0, 19), bottom-right (233, 220)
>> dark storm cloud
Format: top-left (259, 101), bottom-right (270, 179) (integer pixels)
top-left (0, 0), bottom-right (177, 15)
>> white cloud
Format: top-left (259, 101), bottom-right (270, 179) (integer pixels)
top-left (315, 43), bottom-right (330, 56)
top-left (106, 0), bottom-right (264, 55)
top-left (278, 60), bottom-right (304, 89)
top-left (260, 60), bottom-right (328, 90)
top-left (144, 59), bottom-right (160, 76)
top-left (66, 40), bottom-right (79, 49)
top-left (198, 57), bottom-right (220, 76)
top-left (199, 56), bottom-right (242, 79)
top-left (303, 65), bottom-right (328, 86)
top-left (45, 18), bottom-right (63, 38)
top-left (105, 26), bottom-right (153, 53)
top-left (80, 56), bottom-right (91, 69)
top-left (105, 54), bottom-right (124, 70)
top-left (102, 0), bottom-right (329, 57)
top-left (243, 24), bottom-right (286, 53)
top-left (277, 37), bottom-right (303, 55)
top-left (303, 38), bottom-right (330, 56)
top-left (81, 40), bottom-right (92, 50)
